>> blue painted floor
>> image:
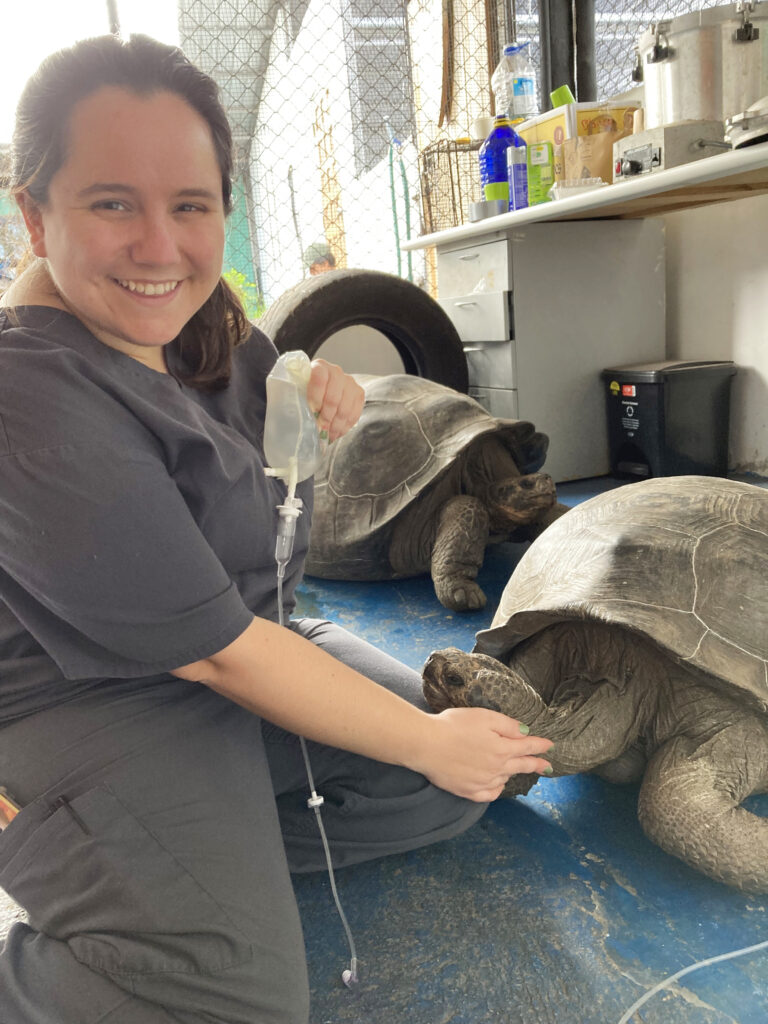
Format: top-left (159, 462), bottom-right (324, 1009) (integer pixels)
top-left (293, 476), bottom-right (768, 1024)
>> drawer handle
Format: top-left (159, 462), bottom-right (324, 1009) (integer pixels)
top-left (463, 346), bottom-right (483, 352)
top-left (458, 253), bottom-right (480, 261)
top-left (454, 301), bottom-right (478, 308)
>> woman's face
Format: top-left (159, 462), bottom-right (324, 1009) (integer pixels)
top-left (20, 86), bottom-right (226, 369)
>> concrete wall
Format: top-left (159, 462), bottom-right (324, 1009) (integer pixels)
top-left (664, 192), bottom-right (768, 476)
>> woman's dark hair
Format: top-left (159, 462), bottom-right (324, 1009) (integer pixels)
top-left (10, 34), bottom-right (249, 390)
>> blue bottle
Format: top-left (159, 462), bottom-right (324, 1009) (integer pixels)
top-left (478, 115), bottom-right (515, 205)
top-left (507, 129), bottom-right (528, 210)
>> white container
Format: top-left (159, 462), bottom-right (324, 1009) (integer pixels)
top-left (638, 1), bottom-right (768, 128)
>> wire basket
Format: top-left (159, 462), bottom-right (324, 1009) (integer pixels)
top-left (419, 138), bottom-right (482, 235)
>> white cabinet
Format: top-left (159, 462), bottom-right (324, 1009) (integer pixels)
top-left (435, 220), bottom-right (666, 482)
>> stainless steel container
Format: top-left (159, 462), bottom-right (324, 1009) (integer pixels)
top-left (638, 1), bottom-right (768, 128)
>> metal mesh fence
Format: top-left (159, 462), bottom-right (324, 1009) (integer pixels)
top-left (0, 0), bottom-right (741, 307)
top-left (177, 0), bottom-right (538, 303)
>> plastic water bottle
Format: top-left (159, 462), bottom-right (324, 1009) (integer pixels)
top-left (263, 350), bottom-right (320, 489)
top-left (491, 42), bottom-right (539, 121)
top-left (507, 130), bottom-right (528, 210)
top-left (478, 115), bottom-right (516, 205)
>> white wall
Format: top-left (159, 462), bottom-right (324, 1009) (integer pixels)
top-left (664, 193), bottom-right (768, 476)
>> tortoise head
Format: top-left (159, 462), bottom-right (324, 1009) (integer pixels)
top-left (422, 648), bottom-right (515, 715)
top-left (487, 472), bottom-right (557, 531)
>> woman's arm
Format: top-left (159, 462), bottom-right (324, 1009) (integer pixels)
top-left (170, 616), bottom-right (552, 803)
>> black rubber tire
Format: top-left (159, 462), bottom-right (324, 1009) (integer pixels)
top-left (257, 268), bottom-right (469, 393)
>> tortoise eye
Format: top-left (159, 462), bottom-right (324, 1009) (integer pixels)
top-left (444, 668), bottom-right (467, 689)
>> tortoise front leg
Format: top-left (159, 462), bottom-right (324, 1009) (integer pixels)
top-left (638, 720), bottom-right (768, 892)
top-left (430, 495), bottom-right (489, 611)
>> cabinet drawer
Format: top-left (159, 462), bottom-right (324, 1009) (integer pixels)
top-left (464, 339), bottom-right (516, 390)
top-left (468, 386), bottom-right (519, 420)
top-left (437, 238), bottom-right (511, 297)
top-left (438, 292), bottom-right (510, 343)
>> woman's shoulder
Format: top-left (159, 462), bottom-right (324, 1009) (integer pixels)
top-left (0, 307), bottom-right (176, 460)
top-left (0, 305), bottom-right (90, 374)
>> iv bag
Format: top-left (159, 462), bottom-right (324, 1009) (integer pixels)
top-left (263, 350), bottom-right (321, 485)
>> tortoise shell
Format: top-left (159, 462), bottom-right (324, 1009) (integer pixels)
top-left (306, 374), bottom-right (546, 579)
top-left (474, 476), bottom-right (768, 711)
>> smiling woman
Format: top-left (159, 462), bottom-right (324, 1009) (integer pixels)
top-left (0, 32), bottom-right (550, 1024)
top-left (14, 88), bottom-right (227, 371)
top-left (5, 34), bottom-right (247, 389)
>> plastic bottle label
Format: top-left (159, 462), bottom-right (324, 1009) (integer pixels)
top-left (511, 163), bottom-right (528, 210)
top-left (512, 77), bottom-right (535, 98)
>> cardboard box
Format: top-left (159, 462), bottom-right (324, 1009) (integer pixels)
top-left (571, 104), bottom-right (640, 138)
top-left (517, 101), bottom-right (641, 190)
top-left (516, 103), bottom-right (640, 145)
top-left (561, 130), bottom-right (633, 184)
top-left (515, 107), bottom-right (573, 148)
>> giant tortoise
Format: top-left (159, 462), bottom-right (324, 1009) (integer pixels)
top-left (422, 475), bottom-right (768, 892)
top-left (306, 374), bottom-right (563, 611)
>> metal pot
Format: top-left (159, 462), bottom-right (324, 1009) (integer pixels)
top-left (638, 1), bottom-right (768, 129)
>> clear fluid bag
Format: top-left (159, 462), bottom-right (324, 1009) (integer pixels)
top-left (263, 350), bottom-right (321, 486)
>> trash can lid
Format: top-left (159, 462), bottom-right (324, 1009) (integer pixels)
top-left (601, 359), bottom-right (736, 382)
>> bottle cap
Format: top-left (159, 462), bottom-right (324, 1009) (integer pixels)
top-left (550, 84), bottom-right (576, 106)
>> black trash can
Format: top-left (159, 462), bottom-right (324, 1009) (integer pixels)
top-left (602, 360), bottom-right (737, 479)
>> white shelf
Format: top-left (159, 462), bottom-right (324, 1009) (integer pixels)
top-left (402, 140), bottom-right (768, 251)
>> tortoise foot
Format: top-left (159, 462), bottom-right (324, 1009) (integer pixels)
top-left (434, 578), bottom-right (487, 612)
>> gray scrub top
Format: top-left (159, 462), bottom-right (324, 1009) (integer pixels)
top-left (0, 307), bottom-right (312, 723)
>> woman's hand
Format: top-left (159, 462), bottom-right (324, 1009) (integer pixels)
top-left (413, 707), bottom-right (553, 803)
top-left (306, 358), bottom-right (365, 442)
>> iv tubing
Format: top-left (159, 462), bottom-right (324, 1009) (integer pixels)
top-left (616, 937), bottom-right (768, 1023)
top-left (274, 511), bottom-right (359, 988)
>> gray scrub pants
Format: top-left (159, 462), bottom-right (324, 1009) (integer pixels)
top-left (0, 619), bottom-right (486, 1024)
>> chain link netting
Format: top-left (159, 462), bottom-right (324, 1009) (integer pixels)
top-left (0, 0), bottom-right (743, 306)
top-left (176, 0), bottom-right (534, 303)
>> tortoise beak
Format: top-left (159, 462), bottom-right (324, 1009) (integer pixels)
top-left (422, 648), bottom-right (468, 712)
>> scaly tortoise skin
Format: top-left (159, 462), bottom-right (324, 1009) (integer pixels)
top-left (306, 374), bottom-right (564, 611)
top-left (423, 475), bottom-right (768, 892)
